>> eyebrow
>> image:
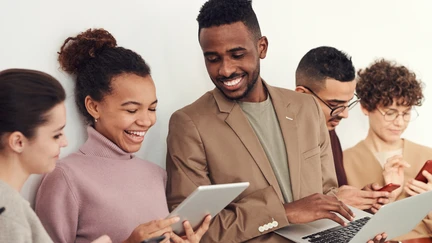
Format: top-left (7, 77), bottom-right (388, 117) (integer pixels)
top-left (204, 47), bottom-right (247, 57)
top-left (388, 107), bottom-right (412, 112)
top-left (121, 100), bottom-right (158, 106)
top-left (327, 95), bottom-right (356, 104)
top-left (227, 47), bottom-right (246, 53)
top-left (55, 125), bottom-right (66, 132)
top-left (326, 99), bottom-right (349, 104)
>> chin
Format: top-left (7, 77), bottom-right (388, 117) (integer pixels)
top-left (123, 144), bottom-right (142, 153)
top-left (383, 136), bottom-right (401, 144)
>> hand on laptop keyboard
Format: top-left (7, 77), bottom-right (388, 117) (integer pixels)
top-left (301, 217), bottom-right (387, 243)
top-left (283, 193), bottom-right (354, 226)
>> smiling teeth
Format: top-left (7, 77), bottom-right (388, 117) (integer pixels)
top-left (224, 77), bottom-right (242, 86)
top-left (126, 131), bottom-right (146, 137)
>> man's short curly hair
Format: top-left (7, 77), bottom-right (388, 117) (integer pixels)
top-left (197, 0), bottom-right (261, 41)
top-left (356, 59), bottom-right (424, 111)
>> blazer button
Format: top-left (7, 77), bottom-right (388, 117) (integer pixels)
top-left (258, 226), bottom-right (264, 232)
top-left (272, 220), bottom-right (278, 227)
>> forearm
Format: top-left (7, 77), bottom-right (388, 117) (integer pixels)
top-left (201, 186), bottom-right (289, 243)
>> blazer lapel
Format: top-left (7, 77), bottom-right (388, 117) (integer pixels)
top-left (212, 88), bottom-right (284, 201)
top-left (266, 84), bottom-right (301, 200)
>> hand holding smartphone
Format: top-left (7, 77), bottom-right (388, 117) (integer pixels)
top-left (378, 183), bottom-right (400, 192)
top-left (414, 160), bottom-right (432, 183)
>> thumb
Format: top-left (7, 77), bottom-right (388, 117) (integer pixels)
top-left (423, 170), bottom-right (432, 182)
top-left (371, 183), bottom-right (382, 191)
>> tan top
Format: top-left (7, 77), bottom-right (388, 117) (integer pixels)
top-left (239, 96), bottom-right (293, 203)
top-left (374, 148), bottom-right (403, 167)
top-left (344, 139), bottom-right (432, 241)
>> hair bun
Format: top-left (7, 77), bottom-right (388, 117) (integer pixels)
top-left (58, 28), bottom-right (117, 74)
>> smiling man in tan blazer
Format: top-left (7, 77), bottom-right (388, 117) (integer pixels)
top-left (165, 1), bottom-right (357, 242)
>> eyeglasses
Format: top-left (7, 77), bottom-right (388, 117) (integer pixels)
top-left (303, 86), bottom-right (360, 117)
top-left (376, 107), bottom-right (418, 122)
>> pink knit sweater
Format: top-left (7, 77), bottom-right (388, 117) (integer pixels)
top-left (35, 126), bottom-right (169, 243)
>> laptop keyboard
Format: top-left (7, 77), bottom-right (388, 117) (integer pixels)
top-left (301, 216), bottom-right (371, 243)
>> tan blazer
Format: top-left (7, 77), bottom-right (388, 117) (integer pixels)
top-left (166, 82), bottom-right (338, 243)
top-left (344, 139), bottom-right (432, 241)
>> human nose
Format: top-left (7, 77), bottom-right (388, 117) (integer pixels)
top-left (218, 59), bottom-right (236, 77)
top-left (61, 135), bottom-right (68, 148)
top-left (339, 107), bottom-right (349, 119)
top-left (393, 113), bottom-right (405, 126)
top-left (136, 111), bottom-right (153, 127)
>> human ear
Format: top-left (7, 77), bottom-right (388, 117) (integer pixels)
top-left (85, 95), bottom-right (101, 122)
top-left (257, 36), bottom-right (268, 59)
top-left (7, 131), bottom-right (27, 153)
top-left (295, 86), bottom-right (308, 93)
top-left (360, 104), bottom-right (369, 116)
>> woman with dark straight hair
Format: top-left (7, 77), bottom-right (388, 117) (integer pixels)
top-left (0, 69), bottom-right (110, 243)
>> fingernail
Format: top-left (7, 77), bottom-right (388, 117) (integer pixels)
top-left (173, 217), bottom-right (180, 222)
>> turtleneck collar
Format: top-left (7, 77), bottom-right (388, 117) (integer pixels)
top-left (79, 126), bottom-right (134, 160)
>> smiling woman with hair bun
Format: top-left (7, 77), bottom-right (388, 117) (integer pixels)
top-left (35, 28), bottom-right (210, 243)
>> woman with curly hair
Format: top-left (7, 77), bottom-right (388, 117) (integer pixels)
top-left (344, 59), bottom-right (432, 241)
top-left (34, 28), bottom-right (210, 243)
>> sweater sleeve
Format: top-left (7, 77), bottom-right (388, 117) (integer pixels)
top-left (35, 166), bottom-right (79, 243)
top-left (0, 218), bottom-right (32, 243)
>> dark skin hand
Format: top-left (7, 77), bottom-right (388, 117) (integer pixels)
top-left (284, 193), bottom-right (354, 226)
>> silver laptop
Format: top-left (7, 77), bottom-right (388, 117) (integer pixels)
top-left (276, 190), bottom-right (432, 243)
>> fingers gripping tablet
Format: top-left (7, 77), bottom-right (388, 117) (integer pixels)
top-left (167, 182), bottom-right (249, 235)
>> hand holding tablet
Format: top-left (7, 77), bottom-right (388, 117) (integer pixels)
top-left (167, 182), bottom-right (249, 235)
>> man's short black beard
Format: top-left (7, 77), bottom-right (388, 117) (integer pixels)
top-left (220, 65), bottom-right (260, 101)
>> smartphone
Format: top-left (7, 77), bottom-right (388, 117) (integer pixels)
top-left (414, 160), bottom-right (432, 183)
top-left (140, 235), bottom-right (165, 243)
top-left (378, 183), bottom-right (400, 192)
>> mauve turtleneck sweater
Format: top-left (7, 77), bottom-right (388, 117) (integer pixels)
top-left (35, 126), bottom-right (169, 243)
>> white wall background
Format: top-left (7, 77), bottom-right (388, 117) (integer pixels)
top-left (1, 0), bottom-right (431, 206)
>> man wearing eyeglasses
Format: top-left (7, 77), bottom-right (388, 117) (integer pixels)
top-left (295, 46), bottom-right (390, 212)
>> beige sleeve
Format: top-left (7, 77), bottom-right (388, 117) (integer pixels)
top-left (166, 110), bottom-right (289, 243)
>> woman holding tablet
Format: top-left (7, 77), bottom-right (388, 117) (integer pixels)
top-left (35, 28), bottom-right (210, 243)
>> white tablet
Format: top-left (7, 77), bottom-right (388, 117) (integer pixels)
top-left (167, 182), bottom-right (250, 235)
